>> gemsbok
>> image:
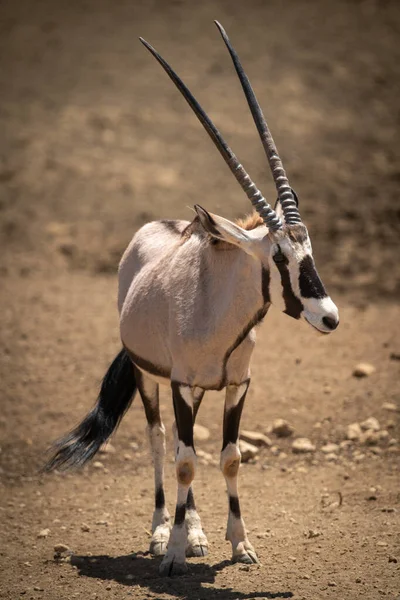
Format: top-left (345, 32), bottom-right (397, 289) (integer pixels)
top-left (45, 22), bottom-right (339, 576)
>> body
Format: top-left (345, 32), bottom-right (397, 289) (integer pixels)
top-left (44, 22), bottom-right (339, 577)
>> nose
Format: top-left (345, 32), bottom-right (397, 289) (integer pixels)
top-left (322, 315), bottom-right (339, 331)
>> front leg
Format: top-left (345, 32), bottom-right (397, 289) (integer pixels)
top-left (220, 380), bottom-right (259, 564)
top-left (159, 383), bottom-right (196, 576)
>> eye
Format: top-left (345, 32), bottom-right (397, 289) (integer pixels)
top-left (273, 246), bottom-right (286, 264)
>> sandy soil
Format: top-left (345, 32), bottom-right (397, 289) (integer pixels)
top-left (0, 1), bottom-right (399, 599)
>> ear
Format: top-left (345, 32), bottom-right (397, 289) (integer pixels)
top-left (194, 204), bottom-right (263, 250)
top-left (274, 188), bottom-right (299, 220)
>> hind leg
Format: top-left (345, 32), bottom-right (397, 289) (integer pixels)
top-left (135, 367), bottom-right (171, 556)
top-left (172, 387), bottom-right (209, 558)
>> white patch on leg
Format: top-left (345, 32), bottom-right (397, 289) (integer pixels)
top-left (185, 508), bottom-right (209, 557)
top-left (159, 522), bottom-right (188, 576)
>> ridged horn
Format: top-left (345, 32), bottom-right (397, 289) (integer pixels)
top-left (215, 21), bottom-right (301, 225)
top-left (139, 37), bottom-right (282, 232)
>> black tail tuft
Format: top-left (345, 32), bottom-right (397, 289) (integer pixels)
top-left (43, 348), bottom-right (136, 472)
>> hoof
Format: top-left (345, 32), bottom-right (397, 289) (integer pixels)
top-left (232, 549), bottom-right (259, 564)
top-left (186, 530), bottom-right (209, 557)
top-left (150, 525), bottom-right (171, 557)
top-left (150, 539), bottom-right (168, 556)
top-left (186, 543), bottom-right (208, 557)
top-left (159, 554), bottom-right (188, 577)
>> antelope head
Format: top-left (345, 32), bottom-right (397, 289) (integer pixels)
top-left (140, 22), bottom-right (339, 335)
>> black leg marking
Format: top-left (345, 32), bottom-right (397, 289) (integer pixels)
top-left (186, 487), bottom-right (196, 511)
top-left (222, 381), bottom-right (250, 450)
top-left (135, 367), bottom-right (161, 426)
top-left (229, 495), bottom-right (241, 519)
top-left (171, 382), bottom-right (194, 448)
top-left (155, 487), bottom-right (165, 510)
top-left (174, 503), bottom-right (186, 526)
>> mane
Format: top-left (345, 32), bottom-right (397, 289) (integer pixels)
top-left (235, 211), bottom-right (264, 230)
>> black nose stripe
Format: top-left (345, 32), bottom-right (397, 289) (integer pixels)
top-left (322, 316), bottom-right (339, 330)
top-left (299, 256), bottom-right (327, 299)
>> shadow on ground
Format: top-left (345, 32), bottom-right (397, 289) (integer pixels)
top-left (71, 553), bottom-right (294, 599)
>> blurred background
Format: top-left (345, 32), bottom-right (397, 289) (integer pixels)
top-left (1, 0), bottom-right (399, 300)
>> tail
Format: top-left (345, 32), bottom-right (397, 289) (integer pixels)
top-left (43, 348), bottom-right (136, 471)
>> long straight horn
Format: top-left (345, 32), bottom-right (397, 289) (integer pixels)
top-left (139, 37), bottom-right (282, 232)
top-left (215, 21), bottom-right (301, 226)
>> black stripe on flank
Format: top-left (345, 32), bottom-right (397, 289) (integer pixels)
top-left (229, 496), bottom-right (241, 519)
top-left (174, 503), bottom-right (186, 526)
top-left (275, 256), bottom-right (303, 319)
top-left (299, 255), bottom-right (327, 299)
top-left (155, 486), bottom-right (165, 510)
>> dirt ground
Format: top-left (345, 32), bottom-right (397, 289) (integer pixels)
top-left (0, 1), bottom-right (399, 599)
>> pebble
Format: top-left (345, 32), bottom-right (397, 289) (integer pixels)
top-left (37, 528), bottom-right (50, 539)
top-left (325, 453), bottom-right (338, 461)
top-left (81, 523), bottom-right (90, 532)
top-left (123, 453), bottom-right (132, 461)
top-left (240, 430), bottom-right (272, 447)
top-left (346, 423), bottom-right (362, 441)
top-left (340, 440), bottom-right (353, 450)
top-left (270, 445), bottom-right (280, 456)
top-left (129, 441), bottom-right (139, 451)
top-left (54, 543), bottom-right (70, 553)
top-left (270, 419), bottom-right (294, 438)
top-left (307, 529), bottom-right (320, 538)
top-left (382, 402), bottom-right (398, 412)
top-left (377, 541), bottom-right (388, 547)
top-left (93, 461), bottom-right (104, 469)
top-left (328, 581), bottom-right (337, 587)
top-left (388, 555), bottom-right (398, 563)
top-left (321, 443), bottom-right (339, 454)
top-left (360, 431), bottom-right (380, 446)
top-left (360, 417), bottom-right (380, 432)
top-left (193, 423), bottom-right (210, 441)
top-left (353, 363), bottom-right (376, 377)
top-left (292, 438), bottom-right (316, 453)
top-left (239, 440), bottom-right (259, 462)
top-left (196, 449), bottom-right (216, 465)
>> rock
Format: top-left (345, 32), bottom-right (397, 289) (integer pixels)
top-left (240, 430), bottom-right (272, 447)
top-left (360, 417), bottom-right (380, 431)
top-left (325, 453), bottom-right (338, 461)
top-left (389, 352), bottom-right (400, 361)
top-left (328, 581), bottom-right (337, 587)
top-left (321, 443), bottom-right (339, 454)
top-left (346, 423), bottom-right (362, 441)
top-left (239, 440), bottom-right (259, 462)
top-left (54, 543), bottom-right (70, 553)
top-left (377, 541), bottom-right (388, 547)
top-left (193, 423), bottom-right (210, 441)
top-left (93, 461), bottom-right (104, 469)
top-left (270, 445), bottom-right (280, 456)
top-left (196, 449), bottom-right (216, 465)
top-left (123, 453), bottom-right (132, 461)
top-left (37, 528), bottom-right (50, 539)
top-left (382, 402), bottom-right (398, 412)
top-left (339, 440), bottom-right (353, 450)
top-left (292, 438), bottom-right (316, 454)
top-left (271, 419), bottom-right (294, 438)
top-left (360, 430), bottom-right (380, 445)
top-left (81, 523), bottom-right (90, 532)
top-left (389, 555), bottom-right (398, 563)
top-left (99, 443), bottom-right (116, 454)
top-left (129, 441), bottom-right (139, 451)
top-left (388, 438), bottom-right (398, 446)
top-left (353, 363), bottom-right (376, 378)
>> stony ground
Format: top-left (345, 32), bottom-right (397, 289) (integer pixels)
top-left (0, 1), bottom-right (399, 599)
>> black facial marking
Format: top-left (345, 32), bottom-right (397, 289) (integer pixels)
top-left (229, 495), bottom-right (241, 519)
top-left (299, 255), bottom-right (327, 299)
top-left (274, 253), bottom-right (303, 319)
top-left (174, 503), bottom-right (186, 526)
top-left (155, 486), bottom-right (165, 510)
top-left (222, 381), bottom-right (249, 450)
top-left (186, 487), bottom-right (196, 511)
top-left (171, 382), bottom-right (194, 448)
top-left (261, 267), bottom-right (271, 304)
